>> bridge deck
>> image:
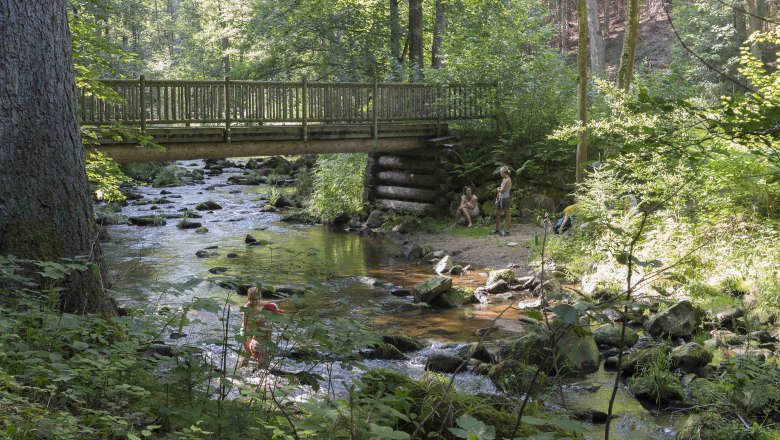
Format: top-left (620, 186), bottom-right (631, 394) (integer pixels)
top-left (79, 78), bottom-right (494, 161)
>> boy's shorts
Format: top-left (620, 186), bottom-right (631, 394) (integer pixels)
top-left (496, 197), bottom-right (510, 212)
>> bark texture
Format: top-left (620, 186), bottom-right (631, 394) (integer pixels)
top-left (585, 0), bottom-right (605, 76)
top-left (431, 0), bottom-right (446, 69)
top-left (617, 0), bottom-right (639, 92)
top-left (390, 0), bottom-right (401, 61)
top-left (0, 0), bottom-right (112, 313)
top-left (576, 0), bottom-right (589, 184)
top-left (409, 0), bottom-right (424, 71)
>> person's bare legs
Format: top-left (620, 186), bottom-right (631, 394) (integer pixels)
top-left (463, 208), bottom-right (473, 227)
top-left (455, 206), bottom-right (464, 224)
top-left (506, 211), bottom-right (511, 231)
top-left (495, 209), bottom-right (501, 231)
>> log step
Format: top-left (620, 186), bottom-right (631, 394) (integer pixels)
top-left (374, 185), bottom-right (438, 202)
top-left (374, 198), bottom-right (438, 214)
top-left (378, 155), bottom-right (439, 172)
top-left (376, 170), bottom-right (439, 187)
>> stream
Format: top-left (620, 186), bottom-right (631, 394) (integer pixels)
top-left (101, 159), bottom-right (683, 439)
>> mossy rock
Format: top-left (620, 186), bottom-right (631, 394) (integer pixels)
top-left (457, 343), bottom-right (493, 363)
top-left (676, 413), bottom-right (755, 440)
top-left (434, 286), bottom-right (475, 308)
top-left (128, 216), bottom-right (166, 227)
top-left (359, 368), bottom-right (416, 395)
top-left (414, 276), bottom-right (453, 303)
top-left (195, 227), bottom-right (209, 233)
top-left (361, 344), bottom-right (406, 360)
top-left (195, 200), bottom-right (222, 211)
top-left (177, 219), bottom-right (202, 229)
top-left (671, 342), bottom-right (712, 373)
top-left (488, 360), bottom-right (544, 395)
top-left (382, 334), bottom-right (423, 352)
top-left (594, 324), bottom-right (639, 348)
top-left (628, 375), bottom-right (683, 406)
top-left (499, 330), bottom-right (552, 370)
top-left (425, 354), bottom-right (465, 373)
top-left (487, 269), bottom-right (515, 285)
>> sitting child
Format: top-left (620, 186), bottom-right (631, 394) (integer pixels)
top-left (242, 287), bottom-right (283, 369)
top-left (454, 186), bottom-right (479, 227)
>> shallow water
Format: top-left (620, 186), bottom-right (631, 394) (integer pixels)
top-left (102, 159), bottom-right (682, 438)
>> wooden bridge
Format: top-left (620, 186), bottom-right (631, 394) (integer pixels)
top-left (79, 77), bottom-right (495, 162)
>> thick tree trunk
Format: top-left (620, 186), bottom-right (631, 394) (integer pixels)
top-left (603, 0), bottom-right (610, 38)
top-left (390, 0), bottom-right (401, 61)
top-left (617, 0), bottom-right (640, 92)
top-left (746, 0), bottom-right (766, 58)
top-left (409, 0), bottom-right (424, 72)
top-left (0, 0), bottom-right (112, 314)
top-left (577, 0), bottom-right (589, 184)
top-left (431, 0), bottom-right (446, 69)
top-left (585, 0), bottom-right (605, 77)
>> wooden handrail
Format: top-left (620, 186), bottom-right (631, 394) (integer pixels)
top-left (78, 78), bottom-right (496, 129)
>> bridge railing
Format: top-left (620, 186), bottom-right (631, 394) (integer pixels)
top-left (78, 77), bottom-right (496, 132)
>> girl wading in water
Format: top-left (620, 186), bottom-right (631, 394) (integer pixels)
top-left (454, 186), bottom-right (479, 227)
top-left (242, 287), bottom-right (283, 369)
top-left (491, 166), bottom-right (512, 236)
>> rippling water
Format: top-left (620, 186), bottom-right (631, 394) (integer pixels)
top-left (102, 159), bottom-right (681, 439)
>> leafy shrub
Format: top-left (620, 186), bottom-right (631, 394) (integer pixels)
top-left (308, 153), bottom-right (367, 223)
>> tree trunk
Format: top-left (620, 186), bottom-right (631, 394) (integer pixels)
top-left (746, 0), bottom-right (766, 58)
top-left (577, 0), bottom-right (589, 184)
top-left (585, 0), bottom-right (605, 77)
top-left (603, 0), bottom-right (610, 38)
top-left (431, 0), bottom-right (446, 69)
top-left (390, 0), bottom-right (401, 61)
top-left (617, 0), bottom-right (639, 92)
top-left (0, 0), bottom-right (112, 314)
top-left (409, 0), bottom-right (424, 72)
top-left (560, 0), bottom-right (567, 51)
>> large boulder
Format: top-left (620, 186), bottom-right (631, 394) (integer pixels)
top-left (414, 276), bottom-right (453, 304)
top-left (670, 342), bottom-right (712, 373)
top-left (434, 286), bottom-right (475, 308)
top-left (458, 343), bottom-right (493, 363)
top-left (594, 324), bottom-right (639, 348)
top-left (424, 354), bottom-right (465, 373)
top-left (434, 255), bottom-right (454, 274)
top-left (620, 347), bottom-right (656, 376)
top-left (361, 344), bottom-right (406, 360)
top-left (714, 307), bottom-right (744, 329)
top-left (195, 200), bottom-right (222, 211)
top-left (485, 279), bottom-right (510, 294)
top-left (645, 300), bottom-right (700, 338)
top-left (487, 269), bottom-right (515, 285)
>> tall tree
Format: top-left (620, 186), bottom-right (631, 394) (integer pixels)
top-left (409, 0), bottom-right (424, 71)
top-left (616, 0), bottom-right (639, 92)
top-left (0, 0), bottom-right (112, 313)
top-left (585, 0), bottom-right (605, 76)
top-left (390, 0), bottom-right (402, 62)
top-left (431, 0), bottom-right (446, 69)
top-left (576, 0), bottom-right (589, 184)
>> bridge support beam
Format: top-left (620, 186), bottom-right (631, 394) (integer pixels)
top-left (91, 137), bottom-right (429, 163)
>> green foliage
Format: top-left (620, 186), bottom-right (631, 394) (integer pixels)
top-left (627, 344), bottom-right (683, 406)
top-left (308, 154), bottom-right (367, 224)
top-left (84, 150), bottom-right (133, 201)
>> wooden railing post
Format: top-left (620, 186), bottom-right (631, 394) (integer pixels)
top-left (302, 78), bottom-right (308, 141)
top-left (372, 77), bottom-right (379, 140)
top-left (224, 76), bottom-right (231, 142)
top-left (139, 75), bottom-right (146, 133)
